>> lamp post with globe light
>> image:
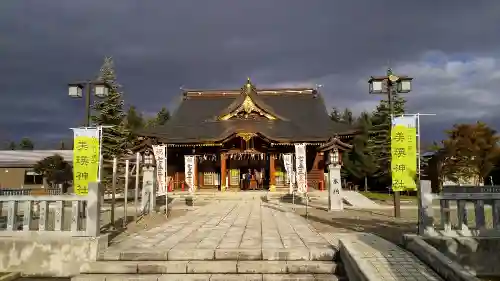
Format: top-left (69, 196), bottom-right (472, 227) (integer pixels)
top-left (368, 68), bottom-right (413, 218)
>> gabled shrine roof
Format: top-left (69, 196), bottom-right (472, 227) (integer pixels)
top-left (139, 80), bottom-right (356, 144)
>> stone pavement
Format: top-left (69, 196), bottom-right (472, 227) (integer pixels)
top-left (336, 233), bottom-right (443, 281)
top-left (76, 200), bottom-right (446, 281)
top-left (101, 201), bottom-right (337, 261)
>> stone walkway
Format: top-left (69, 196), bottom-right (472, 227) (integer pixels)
top-left (336, 233), bottom-right (443, 281)
top-left (103, 201), bottom-right (336, 261)
top-left (96, 201), bottom-right (445, 281)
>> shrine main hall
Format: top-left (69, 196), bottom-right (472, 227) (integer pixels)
top-left (135, 79), bottom-right (355, 191)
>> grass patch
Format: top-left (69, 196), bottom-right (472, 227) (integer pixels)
top-left (359, 191), bottom-right (416, 201)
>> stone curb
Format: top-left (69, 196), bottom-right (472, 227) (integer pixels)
top-left (402, 234), bottom-right (480, 281)
top-left (72, 273), bottom-right (347, 281)
top-left (0, 272), bottom-right (20, 281)
top-left (81, 260), bottom-right (339, 274)
top-left (338, 240), bottom-right (369, 281)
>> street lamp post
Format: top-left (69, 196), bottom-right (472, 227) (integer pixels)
top-left (68, 81), bottom-right (110, 126)
top-left (68, 80), bottom-right (110, 217)
top-left (368, 68), bottom-right (413, 218)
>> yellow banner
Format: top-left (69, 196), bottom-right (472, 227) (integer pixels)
top-left (73, 135), bottom-right (100, 195)
top-left (391, 125), bottom-right (417, 191)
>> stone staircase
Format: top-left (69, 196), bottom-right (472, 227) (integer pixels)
top-left (72, 248), bottom-right (347, 280)
top-left (168, 191), bottom-right (325, 204)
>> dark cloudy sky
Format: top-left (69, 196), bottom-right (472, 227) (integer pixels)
top-left (1, 0), bottom-right (499, 148)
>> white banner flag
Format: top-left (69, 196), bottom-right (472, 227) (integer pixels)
top-left (283, 154), bottom-right (294, 194)
top-left (152, 145), bottom-right (167, 196)
top-left (392, 115), bottom-right (417, 128)
top-left (184, 155), bottom-right (195, 193)
top-left (295, 144), bottom-right (307, 193)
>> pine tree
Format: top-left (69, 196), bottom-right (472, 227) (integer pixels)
top-left (7, 141), bottom-right (16, 150)
top-left (125, 105), bottom-right (144, 130)
top-left (91, 57), bottom-right (128, 186)
top-left (329, 107), bottom-right (342, 122)
top-left (368, 93), bottom-right (406, 184)
top-left (341, 108), bottom-right (354, 125)
top-left (342, 112), bottom-right (377, 190)
top-left (145, 107), bottom-right (171, 128)
top-left (156, 107), bottom-right (170, 125)
top-left (19, 137), bottom-right (34, 150)
top-left (58, 140), bottom-right (66, 150)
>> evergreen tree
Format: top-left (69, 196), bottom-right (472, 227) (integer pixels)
top-left (58, 140), bottom-right (72, 150)
top-left (156, 107), bottom-right (170, 126)
top-left (329, 107), bottom-right (342, 122)
top-left (19, 137), bottom-right (34, 150)
top-left (341, 108), bottom-right (354, 125)
top-left (342, 112), bottom-right (377, 190)
top-left (91, 57), bottom-right (128, 186)
top-left (125, 105), bottom-right (144, 130)
top-left (7, 141), bottom-right (16, 150)
top-left (145, 107), bottom-right (171, 128)
top-left (125, 105), bottom-right (146, 150)
top-left (368, 93), bottom-right (406, 184)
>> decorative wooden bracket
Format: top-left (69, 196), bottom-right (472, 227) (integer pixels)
top-left (236, 132), bottom-right (255, 141)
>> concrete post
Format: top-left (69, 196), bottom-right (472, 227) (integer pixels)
top-left (327, 163), bottom-right (343, 211)
top-left (86, 182), bottom-right (102, 237)
top-left (419, 180), bottom-right (437, 236)
top-left (141, 167), bottom-right (156, 213)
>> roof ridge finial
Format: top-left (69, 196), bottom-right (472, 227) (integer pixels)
top-left (243, 77), bottom-right (254, 94)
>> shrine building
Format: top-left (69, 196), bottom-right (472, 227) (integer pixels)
top-left (134, 79), bottom-right (356, 191)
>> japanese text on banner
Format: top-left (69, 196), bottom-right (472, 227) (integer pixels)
top-left (294, 144), bottom-right (307, 193)
top-left (184, 155), bottom-right (195, 192)
top-left (73, 129), bottom-right (100, 195)
top-left (391, 125), bottom-right (417, 191)
top-left (153, 145), bottom-right (167, 196)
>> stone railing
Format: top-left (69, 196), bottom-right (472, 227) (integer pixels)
top-left (0, 187), bottom-right (62, 196)
top-left (0, 182), bottom-right (102, 237)
top-left (422, 183), bottom-right (500, 236)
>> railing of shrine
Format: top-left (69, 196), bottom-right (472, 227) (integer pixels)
top-left (0, 182), bottom-right (101, 237)
top-left (430, 185), bottom-right (500, 236)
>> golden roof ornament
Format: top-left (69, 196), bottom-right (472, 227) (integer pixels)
top-left (219, 77), bottom-right (277, 120)
top-left (243, 77), bottom-right (255, 93)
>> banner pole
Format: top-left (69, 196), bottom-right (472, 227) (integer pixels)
top-left (97, 126), bottom-right (103, 183)
top-left (134, 152), bottom-right (140, 221)
top-left (110, 157), bottom-right (117, 230)
top-left (123, 159), bottom-right (129, 228)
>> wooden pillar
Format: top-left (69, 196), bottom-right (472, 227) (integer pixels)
top-left (221, 153), bottom-right (227, 191)
top-left (269, 153), bottom-right (276, 192)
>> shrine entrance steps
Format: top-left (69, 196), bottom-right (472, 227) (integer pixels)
top-left (72, 201), bottom-right (347, 281)
top-left (167, 190), bottom-right (327, 202)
